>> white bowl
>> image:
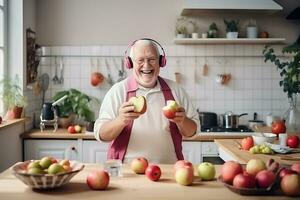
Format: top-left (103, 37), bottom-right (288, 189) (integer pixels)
top-left (12, 160), bottom-right (84, 189)
top-left (252, 132), bottom-right (277, 145)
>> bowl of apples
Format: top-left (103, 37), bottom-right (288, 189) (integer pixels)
top-left (12, 157), bottom-right (84, 189)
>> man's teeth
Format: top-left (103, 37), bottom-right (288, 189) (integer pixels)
top-left (141, 70), bottom-right (153, 74)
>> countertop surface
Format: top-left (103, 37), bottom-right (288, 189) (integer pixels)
top-left (0, 163), bottom-right (294, 200)
top-left (22, 129), bottom-right (254, 141)
top-left (215, 139), bottom-right (300, 165)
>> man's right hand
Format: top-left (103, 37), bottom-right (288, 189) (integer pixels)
top-left (117, 101), bottom-right (142, 127)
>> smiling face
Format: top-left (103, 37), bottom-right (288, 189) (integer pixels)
top-left (130, 40), bottom-right (160, 88)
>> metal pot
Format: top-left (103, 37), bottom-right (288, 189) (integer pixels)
top-left (220, 111), bottom-right (248, 129)
top-left (197, 109), bottom-right (218, 128)
top-left (248, 112), bottom-right (264, 129)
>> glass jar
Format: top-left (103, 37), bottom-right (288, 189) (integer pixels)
top-left (284, 94), bottom-right (300, 135)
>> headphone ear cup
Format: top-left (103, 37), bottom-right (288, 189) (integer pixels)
top-left (159, 55), bottom-right (166, 67)
top-left (124, 56), bottom-right (133, 69)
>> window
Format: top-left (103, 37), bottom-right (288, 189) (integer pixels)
top-left (0, 0), bottom-right (7, 115)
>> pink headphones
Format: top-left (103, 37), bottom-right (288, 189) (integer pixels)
top-left (124, 38), bottom-right (167, 69)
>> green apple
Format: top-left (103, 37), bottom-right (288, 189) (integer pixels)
top-left (246, 159), bottom-right (266, 176)
top-left (129, 96), bottom-right (147, 114)
top-left (74, 125), bottom-right (82, 133)
top-left (197, 162), bottom-right (216, 181)
top-left (39, 156), bottom-right (52, 169)
top-left (48, 163), bottom-right (66, 174)
top-left (27, 167), bottom-right (45, 175)
top-left (27, 160), bottom-right (42, 170)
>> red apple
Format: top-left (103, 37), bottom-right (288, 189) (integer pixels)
top-left (279, 167), bottom-right (297, 179)
top-left (91, 72), bottom-right (104, 87)
top-left (86, 170), bottom-right (110, 190)
top-left (174, 165), bottom-right (194, 186)
top-left (271, 120), bottom-right (286, 135)
top-left (131, 157), bottom-right (148, 174)
top-left (255, 170), bottom-right (275, 188)
top-left (241, 136), bottom-right (254, 150)
top-left (50, 157), bottom-right (58, 164)
top-left (233, 173), bottom-right (256, 188)
top-left (221, 161), bottom-right (243, 184)
top-left (246, 159), bottom-right (266, 176)
top-left (291, 163), bottom-right (300, 174)
top-left (145, 164), bottom-right (161, 181)
top-left (174, 160), bottom-right (193, 173)
top-left (67, 125), bottom-right (76, 134)
top-left (128, 96), bottom-right (147, 114)
top-left (162, 100), bottom-right (179, 119)
top-left (280, 174), bottom-right (300, 196)
top-left (286, 135), bottom-right (300, 148)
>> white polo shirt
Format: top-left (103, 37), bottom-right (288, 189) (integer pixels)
top-left (94, 77), bottom-right (200, 164)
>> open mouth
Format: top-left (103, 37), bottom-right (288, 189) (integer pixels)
top-left (140, 70), bottom-right (154, 75)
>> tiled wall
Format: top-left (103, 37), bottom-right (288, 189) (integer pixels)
top-left (25, 44), bottom-right (296, 129)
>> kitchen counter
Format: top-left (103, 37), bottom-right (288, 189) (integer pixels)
top-left (0, 163), bottom-right (294, 200)
top-left (215, 139), bottom-right (300, 165)
top-left (22, 129), bottom-right (253, 141)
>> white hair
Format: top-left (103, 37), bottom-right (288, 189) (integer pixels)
top-left (129, 39), bottom-right (160, 59)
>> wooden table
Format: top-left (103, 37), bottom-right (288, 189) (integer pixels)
top-left (0, 163), bottom-right (295, 199)
top-left (215, 139), bottom-right (300, 165)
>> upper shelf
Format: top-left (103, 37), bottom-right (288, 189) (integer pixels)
top-left (174, 38), bottom-right (286, 44)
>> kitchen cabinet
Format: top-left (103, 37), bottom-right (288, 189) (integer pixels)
top-left (174, 38), bottom-right (285, 44)
top-left (24, 139), bottom-right (80, 161)
top-left (82, 140), bottom-right (109, 163)
top-left (201, 142), bottom-right (224, 164)
top-left (182, 141), bottom-right (201, 163)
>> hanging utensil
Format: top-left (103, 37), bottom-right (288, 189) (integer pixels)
top-left (52, 57), bottom-right (59, 84)
top-left (59, 58), bottom-right (64, 84)
top-left (105, 58), bottom-right (114, 85)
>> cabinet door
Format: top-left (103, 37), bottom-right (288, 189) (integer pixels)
top-left (82, 140), bottom-right (109, 163)
top-left (201, 142), bottom-right (218, 155)
top-left (182, 142), bottom-right (201, 164)
top-left (24, 140), bottom-right (80, 161)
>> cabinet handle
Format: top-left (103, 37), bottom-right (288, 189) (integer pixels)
top-left (71, 146), bottom-right (76, 151)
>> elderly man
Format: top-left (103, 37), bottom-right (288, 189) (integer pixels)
top-left (94, 38), bottom-right (199, 164)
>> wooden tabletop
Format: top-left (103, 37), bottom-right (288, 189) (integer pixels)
top-left (0, 163), bottom-right (295, 200)
top-left (215, 139), bottom-right (300, 165)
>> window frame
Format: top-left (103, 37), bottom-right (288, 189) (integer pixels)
top-left (0, 0), bottom-right (7, 115)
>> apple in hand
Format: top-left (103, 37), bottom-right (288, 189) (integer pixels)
top-left (197, 162), bottom-right (215, 181)
top-left (221, 161), bottom-right (243, 184)
top-left (233, 173), bottom-right (256, 188)
top-left (280, 174), bottom-right (300, 196)
top-left (174, 160), bottom-right (193, 173)
top-left (86, 170), bottom-right (110, 190)
top-left (291, 163), bottom-right (300, 174)
top-left (241, 136), bottom-right (254, 150)
top-left (286, 135), bottom-right (300, 148)
top-left (175, 165), bottom-right (194, 186)
top-left (145, 165), bottom-right (161, 181)
top-left (129, 96), bottom-right (147, 114)
top-left (131, 157), bottom-right (148, 174)
top-left (246, 159), bottom-right (266, 176)
top-left (162, 100), bottom-right (179, 119)
top-left (255, 170), bottom-right (275, 188)
top-left (74, 125), bottom-right (82, 133)
top-left (67, 125), bottom-right (76, 134)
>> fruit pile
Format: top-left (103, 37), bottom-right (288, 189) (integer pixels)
top-left (26, 156), bottom-right (72, 175)
top-left (220, 159), bottom-right (300, 196)
top-left (249, 144), bottom-right (274, 154)
top-left (67, 125), bottom-right (82, 134)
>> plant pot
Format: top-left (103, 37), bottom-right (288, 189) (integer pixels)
top-left (86, 121), bottom-right (95, 132)
top-left (226, 32), bottom-right (238, 39)
top-left (176, 34), bottom-right (186, 38)
top-left (13, 106), bottom-right (23, 118)
top-left (58, 114), bottom-right (75, 128)
top-left (247, 27), bottom-right (258, 38)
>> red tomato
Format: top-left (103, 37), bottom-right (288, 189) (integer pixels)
top-left (271, 120), bottom-right (286, 135)
top-left (286, 135), bottom-right (300, 148)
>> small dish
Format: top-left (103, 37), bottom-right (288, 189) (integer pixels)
top-left (252, 132), bottom-right (277, 145)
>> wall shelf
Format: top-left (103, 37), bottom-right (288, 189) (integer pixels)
top-left (174, 38), bottom-right (286, 44)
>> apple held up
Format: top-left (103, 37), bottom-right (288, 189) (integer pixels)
top-left (145, 165), bottom-right (161, 181)
top-left (131, 157), bottom-right (148, 174)
top-left (128, 96), bottom-right (147, 114)
top-left (197, 162), bottom-right (216, 181)
top-left (86, 170), bottom-right (110, 190)
top-left (162, 100), bottom-right (180, 119)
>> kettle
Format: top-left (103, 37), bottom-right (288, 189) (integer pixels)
top-left (41, 95), bottom-right (68, 121)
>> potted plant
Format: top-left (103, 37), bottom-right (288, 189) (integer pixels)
top-left (263, 34), bottom-right (300, 134)
top-left (175, 17), bottom-right (188, 38)
top-left (208, 22), bottom-right (218, 38)
top-left (0, 75), bottom-right (27, 119)
top-left (52, 88), bottom-right (99, 128)
top-left (224, 19), bottom-right (239, 39)
top-left (246, 19), bottom-right (257, 38)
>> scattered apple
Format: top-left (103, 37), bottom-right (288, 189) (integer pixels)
top-left (162, 100), bottom-right (179, 119)
top-left (131, 157), bottom-right (148, 174)
top-left (255, 170), bottom-right (275, 188)
top-left (91, 72), bottom-right (104, 87)
top-left (86, 170), bottom-right (110, 190)
top-left (291, 163), bottom-right (300, 174)
top-left (175, 165), bottom-right (194, 186)
top-left (39, 156), bottom-right (52, 169)
top-left (280, 174), bottom-right (300, 196)
top-left (197, 162), bottom-right (215, 181)
top-left (286, 135), bottom-right (300, 148)
top-left (74, 125), bottom-right (82, 133)
top-left (128, 96), bottom-right (147, 114)
top-left (67, 125), bottom-right (76, 134)
top-left (271, 120), bottom-right (286, 135)
top-left (241, 136), bottom-right (254, 150)
top-left (145, 164), bottom-right (161, 181)
top-left (233, 173), bottom-right (256, 189)
top-left (280, 167), bottom-right (297, 179)
top-left (221, 161), bottom-right (243, 184)
top-left (246, 159), bottom-right (266, 176)
top-left (48, 163), bottom-right (66, 174)
top-left (174, 160), bottom-right (193, 173)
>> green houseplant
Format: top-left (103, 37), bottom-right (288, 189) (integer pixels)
top-left (224, 19), bottom-right (239, 38)
top-left (263, 34), bottom-right (300, 134)
top-left (208, 22), bottom-right (218, 38)
top-left (0, 75), bottom-right (27, 119)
